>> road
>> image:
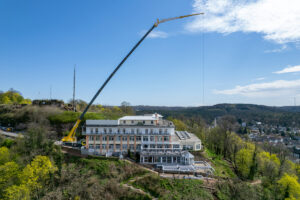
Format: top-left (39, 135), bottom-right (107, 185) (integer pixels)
top-left (0, 129), bottom-right (23, 138)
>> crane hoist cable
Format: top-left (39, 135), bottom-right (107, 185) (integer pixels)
top-left (62, 13), bottom-right (204, 144)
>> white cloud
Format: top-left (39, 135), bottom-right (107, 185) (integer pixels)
top-left (273, 65), bottom-right (300, 74)
top-left (186, 0), bottom-right (300, 44)
top-left (255, 77), bottom-right (265, 81)
top-left (140, 30), bottom-right (168, 39)
top-left (264, 45), bottom-right (287, 53)
top-left (214, 79), bottom-right (300, 97)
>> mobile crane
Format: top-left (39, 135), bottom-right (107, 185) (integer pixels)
top-left (61, 13), bottom-right (204, 145)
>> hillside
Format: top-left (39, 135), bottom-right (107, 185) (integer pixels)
top-left (134, 104), bottom-right (300, 126)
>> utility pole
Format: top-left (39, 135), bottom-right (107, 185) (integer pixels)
top-left (73, 65), bottom-right (76, 112)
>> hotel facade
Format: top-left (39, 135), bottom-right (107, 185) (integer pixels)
top-left (82, 113), bottom-right (202, 165)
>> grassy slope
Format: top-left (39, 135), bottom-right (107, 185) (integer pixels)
top-left (203, 149), bottom-right (236, 178)
top-left (131, 174), bottom-right (214, 200)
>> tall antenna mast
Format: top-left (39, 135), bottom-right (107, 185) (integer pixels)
top-left (50, 85), bottom-right (52, 100)
top-left (73, 65), bottom-right (76, 112)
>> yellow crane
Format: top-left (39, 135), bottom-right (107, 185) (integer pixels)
top-left (62, 13), bottom-right (204, 145)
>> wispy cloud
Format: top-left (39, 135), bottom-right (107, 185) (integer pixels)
top-left (264, 45), bottom-right (287, 53)
top-left (186, 0), bottom-right (300, 44)
top-left (140, 30), bottom-right (168, 39)
top-left (214, 79), bottom-right (300, 97)
top-left (273, 65), bottom-right (300, 74)
top-left (255, 77), bottom-right (265, 81)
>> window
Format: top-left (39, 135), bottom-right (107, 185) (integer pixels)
top-left (157, 144), bottom-right (163, 149)
top-left (145, 129), bottom-right (149, 134)
top-left (131, 120), bottom-right (134, 124)
top-left (159, 129), bottom-right (162, 134)
top-left (96, 144), bottom-right (100, 149)
top-left (96, 136), bottom-right (100, 141)
top-left (123, 128), bottom-right (126, 134)
top-left (150, 136), bottom-right (155, 141)
top-left (137, 129), bottom-right (140, 134)
top-left (196, 144), bottom-right (201, 150)
top-left (162, 157), bottom-right (167, 163)
top-left (96, 128), bottom-right (99, 133)
top-left (167, 157), bottom-right (172, 163)
top-left (143, 144), bottom-right (148, 149)
top-left (102, 144), bottom-right (106, 149)
top-left (173, 144), bottom-right (180, 149)
top-left (130, 144), bottom-right (134, 150)
top-left (89, 144), bottom-right (94, 149)
top-left (164, 129), bottom-right (168, 134)
top-left (136, 144), bottom-right (141, 150)
top-left (150, 129), bottom-right (153, 134)
top-left (91, 128), bottom-right (94, 133)
top-left (143, 120), bottom-right (145, 124)
top-left (116, 136), bottom-right (121, 141)
top-left (102, 136), bottom-right (107, 141)
top-left (109, 136), bottom-right (114, 141)
top-left (150, 144), bottom-right (156, 148)
top-left (122, 136), bottom-right (127, 141)
top-left (158, 136), bottom-right (162, 141)
top-left (136, 136), bottom-right (141, 141)
top-left (143, 136), bottom-right (148, 141)
top-left (109, 128), bottom-right (112, 133)
top-left (123, 120), bottom-right (126, 124)
top-left (130, 136), bottom-right (135, 141)
top-left (117, 129), bottom-right (120, 134)
top-left (164, 144), bottom-right (170, 149)
top-left (122, 144), bottom-right (127, 150)
top-left (163, 136), bottom-right (169, 141)
top-left (89, 136), bottom-right (93, 141)
top-left (116, 144), bottom-right (120, 149)
top-left (109, 144), bottom-right (114, 149)
top-left (104, 128), bottom-right (107, 133)
top-left (151, 121), bottom-right (153, 124)
top-left (131, 129), bottom-right (135, 134)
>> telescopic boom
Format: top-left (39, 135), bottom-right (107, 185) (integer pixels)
top-left (62, 13), bottom-right (204, 143)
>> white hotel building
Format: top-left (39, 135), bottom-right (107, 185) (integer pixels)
top-left (82, 113), bottom-right (202, 165)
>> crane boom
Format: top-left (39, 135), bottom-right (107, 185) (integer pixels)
top-left (62, 13), bottom-right (204, 143)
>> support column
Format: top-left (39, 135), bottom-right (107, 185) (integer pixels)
top-left (134, 135), bottom-right (136, 153)
top-left (120, 136), bottom-right (123, 152)
top-left (100, 135), bottom-right (103, 154)
top-left (113, 136), bottom-right (116, 152)
top-left (106, 135), bottom-right (109, 151)
top-left (86, 136), bottom-right (89, 149)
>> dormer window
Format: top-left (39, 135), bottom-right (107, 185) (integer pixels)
top-left (131, 120), bottom-right (134, 124)
top-left (151, 121), bottom-right (153, 124)
top-left (123, 120), bottom-right (126, 124)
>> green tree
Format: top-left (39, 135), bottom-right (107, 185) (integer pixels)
top-left (0, 147), bottom-right (10, 165)
top-left (235, 148), bottom-right (253, 179)
top-left (0, 162), bottom-right (20, 196)
top-left (277, 173), bottom-right (300, 200)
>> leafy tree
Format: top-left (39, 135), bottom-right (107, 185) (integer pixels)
top-left (235, 148), bottom-right (253, 179)
top-left (0, 162), bottom-right (20, 196)
top-left (4, 184), bottom-right (30, 200)
top-left (277, 173), bottom-right (300, 200)
top-left (0, 147), bottom-right (10, 165)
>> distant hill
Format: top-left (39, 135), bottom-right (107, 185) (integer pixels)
top-left (134, 104), bottom-right (300, 126)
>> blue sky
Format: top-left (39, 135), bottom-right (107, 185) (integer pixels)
top-left (1, 0), bottom-right (300, 106)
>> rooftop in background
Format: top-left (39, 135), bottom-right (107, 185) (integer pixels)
top-left (85, 113), bottom-right (174, 127)
top-left (119, 113), bottom-right (163, 121)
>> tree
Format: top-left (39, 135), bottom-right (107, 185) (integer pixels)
top-left (277, 173), bottom-right (300, 200)
top-left (0, 162), bottom-right (20, 195)
top-left (257, 151), bottom-right (280, 183)
top-left (0, 147), bottom-right (10, 165)
top-left (235, 148), bottom-right (253, 179)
